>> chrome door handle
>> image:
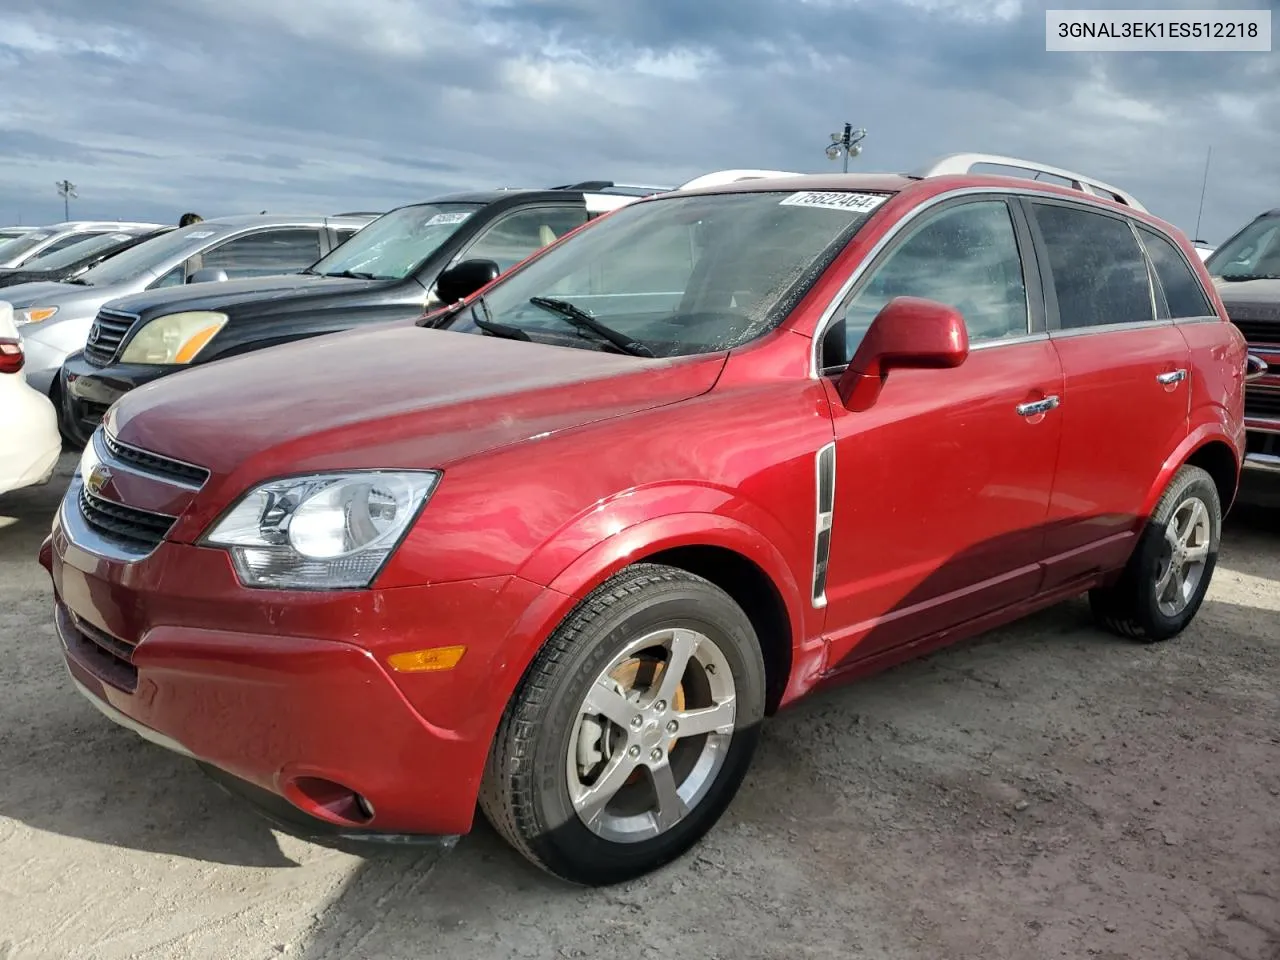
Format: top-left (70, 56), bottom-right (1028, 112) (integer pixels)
top-left (1016, 395), bottom-right (1060, 417)
top-left (1156, 369), bottom-right (1188, 385)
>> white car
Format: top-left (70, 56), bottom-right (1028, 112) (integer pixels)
top-left (0, 301), bottom-right (61, 497)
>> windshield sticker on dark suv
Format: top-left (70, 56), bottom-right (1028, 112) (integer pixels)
top-left (427, 212), bottom-right (473, 226)
top-left (779, 191), bottom-right (889, 213)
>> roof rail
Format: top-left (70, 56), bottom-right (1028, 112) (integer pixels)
top-left (911, 153), bottom-right (1147, 212)
top-left (678, 169), bottom-right (803, 191)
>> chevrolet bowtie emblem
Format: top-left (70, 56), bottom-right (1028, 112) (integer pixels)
top-left (85, 463), bottom-right (111, 497)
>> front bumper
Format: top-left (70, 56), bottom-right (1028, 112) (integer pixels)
top-left (42, 482), bottom-right (550, 838)
top-left (60, 354), bottom-right (173, 447)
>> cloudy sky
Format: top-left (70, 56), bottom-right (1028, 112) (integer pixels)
top-left (1, 0), bottom-right (1276, 243)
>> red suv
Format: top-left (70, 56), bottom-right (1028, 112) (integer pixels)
top-left (40, 155), bottom-right (1247, 886)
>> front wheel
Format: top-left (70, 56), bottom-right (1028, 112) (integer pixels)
top-left (1089, 464), bottom-right (1222, 642)
top-left (478, 563), bottom-right (767, 886)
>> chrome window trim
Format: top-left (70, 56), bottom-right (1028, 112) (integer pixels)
top-left (1047, 318), bottom-right (1175, 339)
top-left (809, 185), bottom-right (1189, 378)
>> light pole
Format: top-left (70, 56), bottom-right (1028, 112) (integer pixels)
top-left (56, 179), bottom-right (78, 221)
top-left (825, 123), bottom-right (867, 173)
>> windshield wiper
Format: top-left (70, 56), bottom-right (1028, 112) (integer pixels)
top-left (322, 269), bottom-right (378, 280)
top-left (1219, 272), bottom-right (1280, 282)
top-left (527, 297), bottom-right (655, 357)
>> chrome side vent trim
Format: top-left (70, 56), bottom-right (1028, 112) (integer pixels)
top-left (812, 441), bottom-right (836, 608)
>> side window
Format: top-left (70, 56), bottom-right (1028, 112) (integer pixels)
top-left (198, 229), bottom-right (324, 278)
top-left (1138, 227), bottom-right (1215, 319)
top-left (1032, 203), bottom-right (1154, 329)
top-left (148, 266), bottom-right (186, 289)
top-left (827, 200), bottom-right (1028, 364)
top-left (43, 232), bottom-right (107, 254)
top-left (462, 206), bottom-right (589, 272)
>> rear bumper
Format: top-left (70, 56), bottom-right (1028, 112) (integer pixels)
top-left (42, 491), bottom-right (553, 837)
top-left (0, 380), bottom-right (61, 495)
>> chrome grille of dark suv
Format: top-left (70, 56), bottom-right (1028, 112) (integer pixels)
top-left (103, 432), bottom-right (211, 486)
top-left (1231, 319), bottom-right (1280, 347)
top-left (83, 308), bottom-right (139, 366)
top-left (78, 487), bottom-right (177, 549)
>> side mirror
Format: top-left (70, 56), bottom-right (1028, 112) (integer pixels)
top-left (836, 296), bottom-right (969, 411)
top-left (188, 268), bottom-right (230, 284)
top-left (435, 258), bottom-right (501, 305)
top-left (1245, 354), bottom-right (1269, 383)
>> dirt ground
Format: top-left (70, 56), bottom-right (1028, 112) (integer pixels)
top-left (1, 453), bottom-right (1277, 960)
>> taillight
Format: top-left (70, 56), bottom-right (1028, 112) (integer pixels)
top-left (0, 338), bottom-right (24, 374)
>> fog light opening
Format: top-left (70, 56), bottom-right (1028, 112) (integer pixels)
top-left (287, 776), bottom-right (376, 826)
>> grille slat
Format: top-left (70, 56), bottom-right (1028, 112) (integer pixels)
top-left (1245, 389), bottom-right (1280, 420)
top-left (1231, 319), bottom-right (1280, 347)
top-left (84, 309), bottom-right (138, 366)
top-left (103, 432), bottom-right (211, 486)
top-left (57, 602), bottom-right (137, 692)
top-left (78, 487), bottom-right (175, 548)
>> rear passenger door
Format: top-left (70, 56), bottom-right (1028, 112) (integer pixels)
top-left (1027, 199), bottom-right (1192, 591)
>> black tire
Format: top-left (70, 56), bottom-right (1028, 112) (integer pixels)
top-left (478, 563), bottom-right (767, 886)
top-left (1089, 464), bottom-right (1222, 643)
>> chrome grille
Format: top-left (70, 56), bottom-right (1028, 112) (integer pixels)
top-left (103, 431), bottom-right (211, 487)
top-left (1231, 319), bottom-right (1280, 347)
top-left (83, 309), bottom-right (139, 366)
top-left (78, 486), bottom-right (176, 549)
top-left (1245, 389), bottom-right (1280, 420)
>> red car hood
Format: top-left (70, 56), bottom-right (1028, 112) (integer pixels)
top-left (108, 323), bottom-right (726, 488)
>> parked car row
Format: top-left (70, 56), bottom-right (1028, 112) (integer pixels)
top-left (30, 153), bottom-right (1256, 886)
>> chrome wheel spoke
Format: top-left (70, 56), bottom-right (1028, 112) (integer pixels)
top-left (583, 679), bottom-right (638, 730)
top-left (653, 629), bottom-right (697, 706)
top-left (672, 698), bottom-right (736, 738)
top-left (649, 761), bottom-right (688, 832)
top-left (1180, 500), bottom-right (1207, 546)
top-left (574, 752), bottom-right (639, 829)
top-left (1154, 561), bottom-right (1177, 600)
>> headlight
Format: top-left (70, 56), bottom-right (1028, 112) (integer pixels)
top-left (203, 471), bottom-right (440, 589)
top-left (119, 311), bottom-right (228, 365)
top-left (19, 306), bottom-right (57, 325)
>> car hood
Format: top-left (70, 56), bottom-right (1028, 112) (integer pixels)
top-left (107, 322), bottom-right (727, 511)
top-left (1215, 277), bottom-right (1280, 307)
top-left (0, 280), bottom-right (84, 308)
top-left (105, 273), bottom-right (376, 316)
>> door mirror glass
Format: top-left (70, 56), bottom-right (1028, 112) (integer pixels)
top-left (435, 258), bottom-right (501, 305)
top-left (188, 267), bottom-right (230, 284)
top-left (836, 296), bottom-right (969, 410)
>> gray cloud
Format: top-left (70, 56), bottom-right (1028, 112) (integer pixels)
top-left (0, 0), bottom-right (1275, 243)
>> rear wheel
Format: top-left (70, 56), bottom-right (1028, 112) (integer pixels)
top-left (1089, 464), bottom-right (1221, 642)
top-left (478, 563), bottom-right (766, 886)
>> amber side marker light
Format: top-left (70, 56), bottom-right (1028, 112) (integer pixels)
top-left (387, 645), bottom-right (467, 673)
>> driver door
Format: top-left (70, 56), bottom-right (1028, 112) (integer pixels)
top-left (817, 196), bottom-right (1065, 671)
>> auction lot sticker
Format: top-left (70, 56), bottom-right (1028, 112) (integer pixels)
top-left (780, 192), bottom-right (889, 214)
top-left (1046, 9), bottom-right (1271, 51)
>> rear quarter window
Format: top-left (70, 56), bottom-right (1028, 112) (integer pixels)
top-left (1137, 227), bottom-right (1215, 319)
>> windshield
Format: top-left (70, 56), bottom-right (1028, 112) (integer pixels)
top-left (0, 231), bottom-right (53, 262)
top-left (77, 222), bottom-right (226, 285)
top-left (1207, 216), bottom-right (1280, 280)
top-left (442, 190), bottom-right (885, 357)
top-left (308, 203), bottom-right (483, 280)
top-left (25, 232), bottom-right (142, 270)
